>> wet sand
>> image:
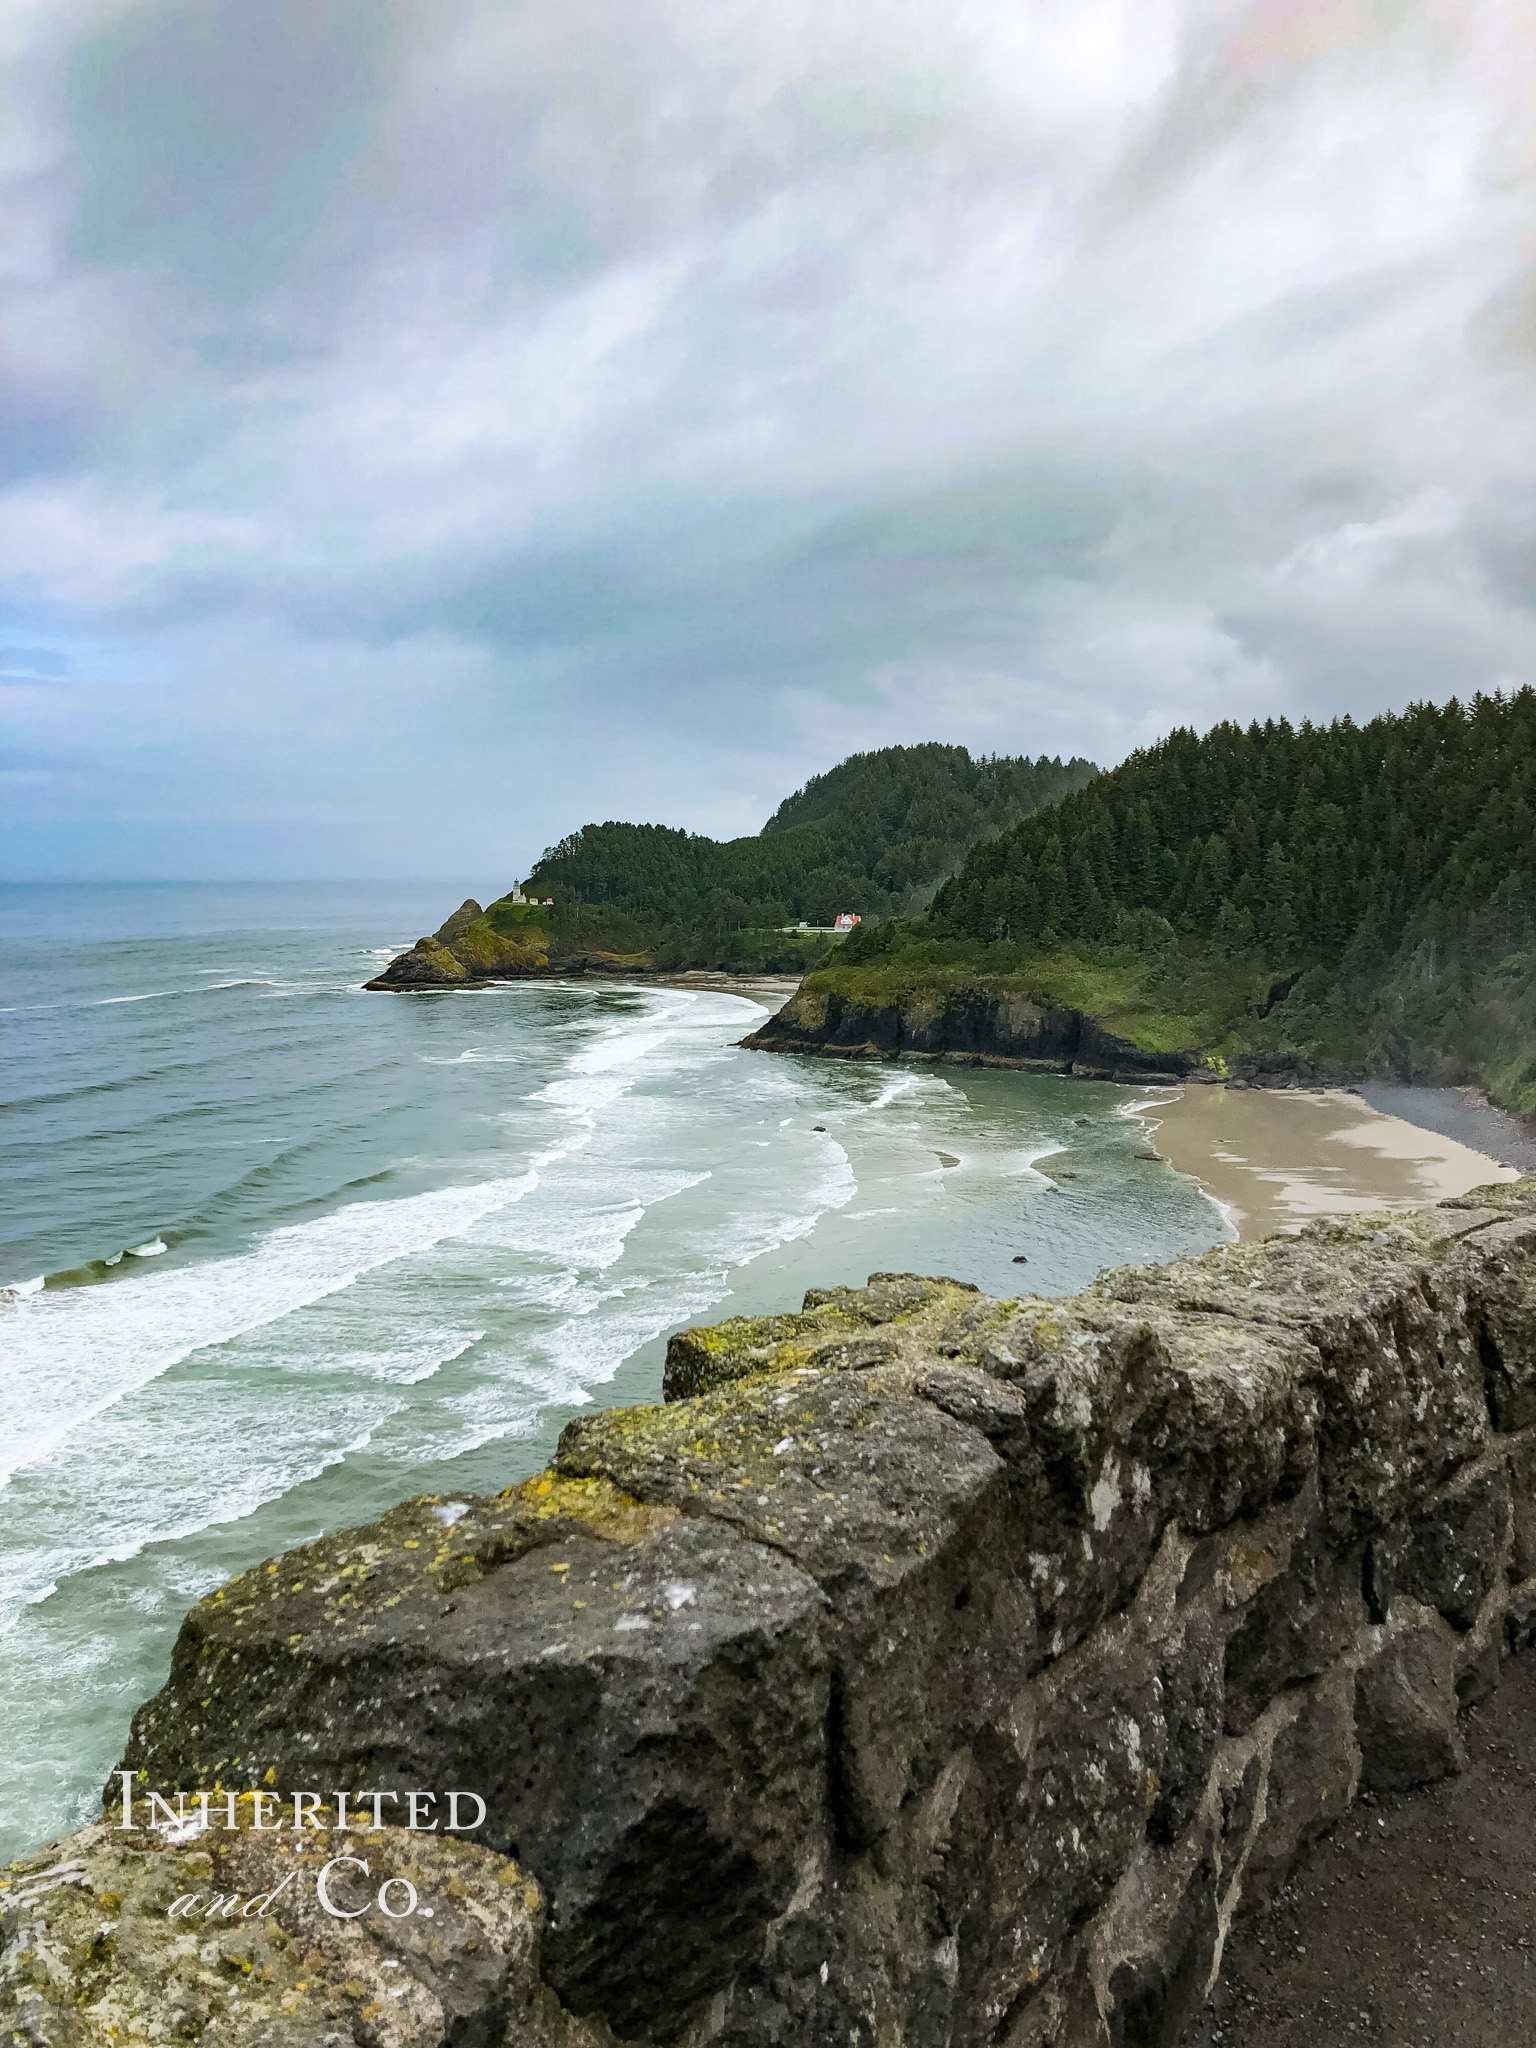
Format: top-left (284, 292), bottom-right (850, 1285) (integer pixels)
top-left (1359, 1082), bottom-right (1536, 1175)
top-left (654, 971), bottom-right (804, 1001)
top-left (1134, 1084), bottom-right (1521, 1239)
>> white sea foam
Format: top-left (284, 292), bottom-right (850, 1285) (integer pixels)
top-left (845, 1074), bottom-right (922, 1116)
top-left (284, 1328), bottom-right (486, 1384)
top-left (0, 1327), bottom-right (489, 1627)
top-left (1020, 1145), bottom-right (1068, 1180)
top-left (422, 1048), bottom-right (531, 1064)
top-left (7, 1407), bottom-right (391, 1620)
top-left (522, 1277), bottom-right (733, 1410)
top-left (0, 1172), bottom-right (537, 1492)
top-left (566, 1028), bottom-right (669, 1075)
top-left (1119, 1092), bottom-right (1181, 1120)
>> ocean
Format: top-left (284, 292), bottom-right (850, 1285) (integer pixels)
top-left (0, 881), bottom-right (1228, 1861)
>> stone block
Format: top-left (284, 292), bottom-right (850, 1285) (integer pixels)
top-left (1150, 1615), bottom-right (1224, 1844)
top-left (1222, 1498), bottom-right (1367, 1735)
top-left (1509, 1439), bottom-right (1536, 1579)
top-left (1466, 1222), bottom-right (1536, 1428)
top-left (1354, 1611), bottom-right (1465, 1792)
top-left (1395, 1464), bottom-right (1511, 1632)
top-left (1241, 1681), bottom-right (1359, 1905)
top-left (1505, 1577), bottom-right (1536, 1653)
top-left (0, 1819), bottom-right (604, 2048)
top-left (1456, 1634), bottom-right (1502, 1709)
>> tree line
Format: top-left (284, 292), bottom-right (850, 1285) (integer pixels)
top-left (833, 692), bottom-right (1534, 1108)
top-left (911, 692), bottom-right (1534, 976)
top-left (526, 743), bottom-right (1098, 935)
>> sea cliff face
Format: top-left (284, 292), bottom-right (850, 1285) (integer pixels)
top-left (11, 1183), bottom-right (1536, 2047)
top-left (365, 899), bottom-right (552, 990)
top-left (741, 978), bottom-right (1195, 1080)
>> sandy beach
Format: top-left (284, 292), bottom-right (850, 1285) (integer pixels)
top-left (1134, 1084), bottom-right (1522, 1239)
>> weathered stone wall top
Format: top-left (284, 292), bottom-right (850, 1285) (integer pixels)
top-left (22, 1180), bottom-right (1535, 2047)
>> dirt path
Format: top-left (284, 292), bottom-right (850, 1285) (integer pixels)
top-left (1188, 1651), bottom-right (1536, 2046)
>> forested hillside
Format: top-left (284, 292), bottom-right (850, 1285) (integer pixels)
top-left (526, 743), bottom-right (1097, 946)
top-left (368, 742), bottom-right (1097, 984)
top-left (829, 693), bottom-right (1536, 1112)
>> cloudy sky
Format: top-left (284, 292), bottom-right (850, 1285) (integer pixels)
top-left (4, 0), bottom-right (1535, 880)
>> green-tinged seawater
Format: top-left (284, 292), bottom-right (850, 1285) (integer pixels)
top-left (0, 882), bottom-right (1228, 1861)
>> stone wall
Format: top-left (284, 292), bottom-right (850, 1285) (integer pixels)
top-left (78, 1182), bottom-right (1536, 2045)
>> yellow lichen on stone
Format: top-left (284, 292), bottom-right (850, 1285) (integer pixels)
top-left (504, 1469), bottom-right (677, 1547)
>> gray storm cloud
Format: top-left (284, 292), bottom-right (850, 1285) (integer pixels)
top-left (2, 0), bottom-right (1534, 876)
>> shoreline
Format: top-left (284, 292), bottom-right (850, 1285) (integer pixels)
top-left (1133, 1084), bottom-right (1521, 1240)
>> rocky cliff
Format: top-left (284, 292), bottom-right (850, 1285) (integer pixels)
top-left (364, 897), bottom-right (649, 991)
top-left (741, 978), bottom-right (1194, 1080)
top-left (365, 901), bottom-right (551, 990)
top-left (9, 1184), bottom-right (1536, 2047)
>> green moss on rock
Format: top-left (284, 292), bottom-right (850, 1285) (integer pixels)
top-left (662, 1272), bottom-right (981, 1397)
top-left (0, 1818), bottom-right (604, 2047)
top-left (431, 897), bottom-right (484, 946)
top-left (448, 917), bottom-right (547, 976)
top-left (365, 919), bottom-right (548, 990)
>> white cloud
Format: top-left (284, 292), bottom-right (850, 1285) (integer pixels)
top-left (3, 0), bottom-right (1536, 875)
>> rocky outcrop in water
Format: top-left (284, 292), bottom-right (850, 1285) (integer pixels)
top-left (740, 979), bottom-right (1195, 1080)
top-left (366, 934), bottom-right (474, 987)
top-left (365, 918), bottom-right (549, 990)
top-left (15, 1183), bottom-right (1535, 2046)
top-left (364, 903), bottom-right (647, 990)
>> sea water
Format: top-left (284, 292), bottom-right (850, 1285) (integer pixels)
top-left (0, 881), bottom-right (1227, 1860)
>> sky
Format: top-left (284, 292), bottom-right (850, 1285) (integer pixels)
top-left (3, 0), bottom-right (1536, 881)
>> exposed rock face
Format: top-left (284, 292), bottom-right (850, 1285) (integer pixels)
top-left (0, 1810), bottom-right (605, 2047)
top-left (741, 979), bottom-right (1194, 1080)
top-left (365, 935), bottom-right (472, 988)
top-left (432, 898), bottom-right (484, 946)
top-left (364, 920), bottom-right (548, 991)
top-left (89, 1182), bottom-right (1536, 2045)
top-left (364, 908), bottom-right (645, 991)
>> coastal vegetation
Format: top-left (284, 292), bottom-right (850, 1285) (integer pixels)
top-left (367, 697), bottom-right (1534, 1120)
top-left (814, 691), bottom-right (1536, 1112)
top-left (522, 741), bottom-right (1097, 969)
top-left (366, 743), bottom-right (1098, 983)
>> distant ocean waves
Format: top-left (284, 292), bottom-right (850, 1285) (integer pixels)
top-left (0, 985), bottom-right (857, 1625)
